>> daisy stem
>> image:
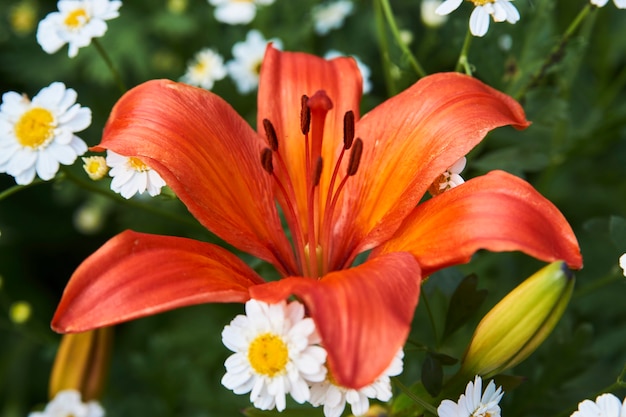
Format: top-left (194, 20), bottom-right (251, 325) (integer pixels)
top-left (455, 29), bottom-right (473, 76)
top-left (392, 377), bottom-right (439, 416)
top-left (92, 38), bottom-right (127, 94)
top-left (0, 179), bottom-right (45, 202)
top-left (378, 0), bottom-right (427, 79)
top-left (514, 3), bottom-right (594, 101)
top-left (60, 167), bottom-right (202, 230)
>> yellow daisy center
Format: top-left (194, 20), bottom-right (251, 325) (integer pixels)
top-left (469, 0), bottom-right (496, 5)
top-left (128, 157), bottom-right (149, 172)
top-left (15, 107), bottom-right (55, 149)
top-left (64, 8), bottom-right (89, 28)
top-left (247, 333), bottom-right (289, 377)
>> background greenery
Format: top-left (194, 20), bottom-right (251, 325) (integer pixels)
top-left (1, 0), bottom-right (625, 416)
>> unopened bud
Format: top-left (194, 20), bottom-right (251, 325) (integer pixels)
top-left (82, 156), bottom-right (108, 180)
top-left (460, 261), bottom-right (574, 378)
top-left (49, 328), bottom-right (113, 401)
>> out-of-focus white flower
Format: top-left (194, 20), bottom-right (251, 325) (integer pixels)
top-left (0, 82), bottom-right (90, 185)
top-left (181, 48), bottom-right (227, 90)
top-left (429, 156), bottom-right (466, 196)
top-left (221, 299), bottom-right (327, 412)
top-left (28, 389), bottom-right (104, 417)
top-left (313, 0), bottom-right (354, 35)
top-left (421, 0), bottom-right (448, 28)
top-left (106, 150), bottom-right (166, 199)
top-left (590, 0), bottom-right (626, 8)
top-left (324, 50), bottom-right (372, 94)
top-left (620, 254), bottom-right (626, 277)
top-left (309, 350), bottom-right (404, 417)
top-left (437, 376), bottom-right (504, 417)
top-left (208, 0), bottom-right (275, 25)
top-left (571, 393), bottom-right (626, 417)
top-left (227, 30), bottom-right (282, 94)
top-left (36, 0), bottom-right (122, 58)
top-left (435, 0), bottom-right (520, 37)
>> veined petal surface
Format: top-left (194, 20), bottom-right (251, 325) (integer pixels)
top-left (332, 73), bottom-right (530, 267)
top-left (376, 170), bottom-right (583, 276)
top-left (250, 252), bottom-right (420, 389)
top-left (97, 80), bottom-right (295, 272)
top-left (52, 230), bottom-right (264, 333)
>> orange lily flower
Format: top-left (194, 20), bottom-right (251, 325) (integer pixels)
top-left (52, 46), bottom-right (582, 390)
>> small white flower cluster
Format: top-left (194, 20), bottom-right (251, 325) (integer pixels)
top-left (571, 393), bottom-right (626, 417)
top-left (435, 0), bottom-right (519, 37)
top-left (37, 0), bottom-right (122, 58)
top-left (430, 157), bottom-right (467, 196)
top-left (227, 30), bottom-right (283, 94)
top-left (590, 0), bottom-right (626, 8)
top-left (221, 299), bottom-right (404, 417)
top-left (438, 376), bottom-right (504, 417)
top-left (29, 389), bottom-right (104, 417)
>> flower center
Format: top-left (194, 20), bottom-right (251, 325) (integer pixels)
top-left (64, 8), bottom-right (89, 28)
top-left (247, 333), bottom-right (289, 377)
top-left (469, 0), bottom-right (495, 5)
top-left (14, 107), bottom-right (55, 149)
top-left (128, 157), bottom-right (149, 172)
top-left (259, 92), bottom-right (363, 277)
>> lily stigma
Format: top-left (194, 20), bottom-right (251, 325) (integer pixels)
top-left (52, 45), bottom-right (582, 390)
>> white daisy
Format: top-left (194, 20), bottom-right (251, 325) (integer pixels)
top-left (313, 0), bottom-right (354, 36)
top-left (208, 0), bottom-right (275, 25)
top-left (324, 50), bottom-right (372, 94)
top-left (590, 0), bottom-right (626, 8)
top-left (309, 350), bottom-right (404, 417)
top-left (435, 0), bottom-right (520, 37)
top-left (0, 82), bottom-right (90, 185)
top-left (437, 376), bottom-right (503, 417)
top-left (619, 254), bottom-right (626, 277)
top-left (28, 389), bottom-right (104, 417)
top-left (180, 48), bottom-right (227, 90)
top-left (221, 299), bottom-right (327, 412)
top-left (36, 0), bottom-right (122, 58)
top-left (429, 156), bottom-right (466, 196)
top-left (226, 30), bottom-right (282, 94)
top-left (571, 393), bottom-right (626, 417)
top-left (105, 150), bottom-right (166, 199)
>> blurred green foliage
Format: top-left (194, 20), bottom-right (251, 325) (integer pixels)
top-left (1, 0), bottom-right (626, 416)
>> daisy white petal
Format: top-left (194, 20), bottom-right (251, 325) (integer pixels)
top-left (437, 376), bottom-right (503, 417)
top-left (429, 156), bottom-right (467, 195)
top-left (312, 1), bottom-right (354, 36)
top-left (221, 299), bottom-right (327, 412)
top-left (181, 48), bottom-right (227, 90)
top-left (226, 30), bottom-right (282, 94)
top-left (435, 0), bottom-right (463, 16)
top-left (208, 0), bottom-right (275, 25)
top-left (571, 393), bottom-right (626, 417)
top-left (0, 82), bottom-right (90, 185)
top-left (619, 254), bottom-right (626, 277)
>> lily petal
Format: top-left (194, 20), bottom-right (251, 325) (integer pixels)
top-left (97, 80), bottom-right (295, 273)
top-left (250, 252), bottom-right (420, 389)
top-left (52, 230), bottom-right (264, 333)
top-left (375, 170), bottom-right (583, 276)
top-left (257, 46), bottom-right (363, 237)
top-left (333, 73), bottom-right (530, 267)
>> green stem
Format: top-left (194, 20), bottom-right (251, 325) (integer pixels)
top-left (0, 179), bottom-right (45, 202)
top-left (92, 38), bottom-right (127, 94)
top-left (378, 0), bottom-right (427, 78)
top-left (61, 168), bottom-right (202, 230)
top-left (392, 378), bottom-right (439, 416)
top-left (373, 0), bottom-right (398, 96)
top-left (573, 268), bottom-right (622, 300)
top-left (455, 29), bottom-right (473, 75)
top-left (514, 4), bottom-right (594, 100)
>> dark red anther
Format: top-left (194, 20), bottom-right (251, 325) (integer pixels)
top-left (263, 119), bottom-right (279, 151)
top-left (260, 148), bottom-right (274, 174)
top-left (300, 95), bottom-right (311, 135)
top-left (343, 110), bottom-right (355, 150)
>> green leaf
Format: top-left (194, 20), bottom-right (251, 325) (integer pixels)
top-left (609, 216), bottom-right (626, 250)
top-left (443, 274), bottom-right (488, 340)
top-left (422, 354), bottom-right (444, 397)
top-left (243, 407), bottom-right (322, 417)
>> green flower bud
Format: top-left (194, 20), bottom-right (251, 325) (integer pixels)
top-left (460, 261), bottom-right (574, 378)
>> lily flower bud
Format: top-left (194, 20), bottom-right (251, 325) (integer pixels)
top-left (49, 327), bottom-right (113, 401)
top-left (460, 261), bottom-right (574, 378)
